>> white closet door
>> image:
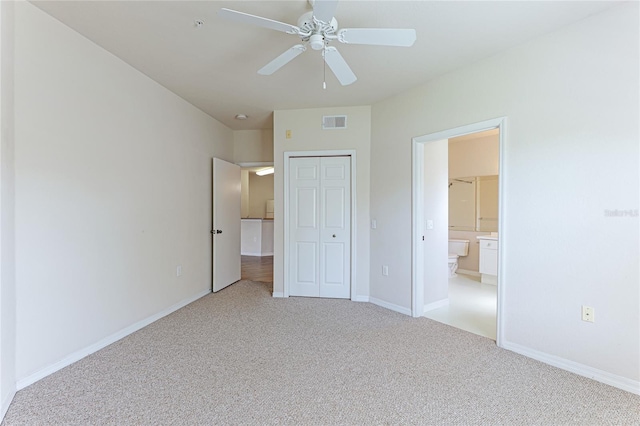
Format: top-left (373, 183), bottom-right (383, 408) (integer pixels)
top-left (289, 157), bottom-right (321, 297)
top-left (289, 156), bottom-right (350, 299)
top-left (319, 157), bottom-right (350, 298)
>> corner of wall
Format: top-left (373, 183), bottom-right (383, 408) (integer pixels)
top-left (0, 0), bottom-right (17, 419)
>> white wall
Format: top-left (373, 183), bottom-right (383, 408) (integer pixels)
top-left (370, 3), bottom-right (639, 388)
top-left (273, 106), bottom-right (371, 300)
top-left (423, 140), bottom-right (449, 306)
top-left (0, 0), bottom-right (16, 417)
top-left (14, 3), bottom-right (234, 384)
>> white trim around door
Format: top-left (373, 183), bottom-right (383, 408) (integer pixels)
top-left (284, 150), bottom-right (357, 300)
top-left (412, 117), bottom-right (507, 347)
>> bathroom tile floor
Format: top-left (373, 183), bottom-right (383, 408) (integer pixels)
top-left (423, 273), bottom-right (497, 340)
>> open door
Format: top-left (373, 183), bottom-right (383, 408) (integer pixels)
top-left (212, 158), bottom-right (241, 292)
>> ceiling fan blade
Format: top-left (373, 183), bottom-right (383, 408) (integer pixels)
top-left (337, 28), bottom-right (417, 47)
top-left (312, 0), bottom-right (339, 23)
top-left (323, 47), bottom-right (357, 86)
top-left (218, 8), bottom-right (300, 34)
top-left (258, 45), bottom-right (307, 75)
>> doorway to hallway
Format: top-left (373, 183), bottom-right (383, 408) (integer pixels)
top-left (241, 255), bottom-right (273, 283)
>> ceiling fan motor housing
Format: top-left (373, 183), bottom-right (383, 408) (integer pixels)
top-left (297, 11), bottom-right (338, 50)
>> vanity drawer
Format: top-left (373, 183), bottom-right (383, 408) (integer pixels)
top-left (480, 240), bottom-right (498, 250)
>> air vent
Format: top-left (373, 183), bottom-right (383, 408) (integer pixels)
top-left (322, 115), bottom-right (347, 130)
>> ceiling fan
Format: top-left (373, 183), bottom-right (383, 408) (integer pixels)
top-left (218, 0), bottom-right (416, 86)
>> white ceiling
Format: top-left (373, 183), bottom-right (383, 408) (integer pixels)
top-left (32, 1), bottom-right (621, 130)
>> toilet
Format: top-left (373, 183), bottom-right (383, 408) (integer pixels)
top-left (448, 239), bottom-right (470, 277)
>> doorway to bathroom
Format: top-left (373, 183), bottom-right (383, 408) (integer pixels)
top-left (411, 118), bottom-right (505, 345)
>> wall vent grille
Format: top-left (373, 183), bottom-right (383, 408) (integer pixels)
top-left (322, 115), bottom-right (347, 130)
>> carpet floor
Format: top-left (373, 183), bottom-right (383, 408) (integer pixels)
top-left (3, 280), bottom-right (639, 425)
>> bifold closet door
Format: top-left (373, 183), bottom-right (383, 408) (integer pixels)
top-left (289, 156), bottom-right (350, 299)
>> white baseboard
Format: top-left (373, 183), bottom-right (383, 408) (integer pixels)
top-left (16, 289), bottom-right (211, 391)
top-left (502, 341), bottom-right (640, 395)
top-left (352, 295), bottom-right (369, 302)
top-left (272, 292), bottom-right (285, 298)
top-left (369, 297), bottom-right (411, 316)
top-left (481, 273), bottom-right (497, 285)
top-left (241, 251), bottom-right (261, 256)
top-left (424, 298), bottom-right (449, 312)
top-left (1, 389), bottom-right (16, 421)
top-left (456, 269), bottom-right (480, 277)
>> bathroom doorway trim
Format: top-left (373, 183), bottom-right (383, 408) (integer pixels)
top-left (411, 117), bottom-right (506, 346)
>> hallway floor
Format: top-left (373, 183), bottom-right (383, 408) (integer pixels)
top-left (241, 255), bottom-right (273, 283)
top-left (423, 273), bottom-right (497, 340)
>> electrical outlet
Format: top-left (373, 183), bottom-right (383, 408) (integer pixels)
top-left (382, 265), bottom-right (389, 276)
top-left (176, 265), bottom-right (183, 277)
top-left (371, 219), bottom-right (377, 229)
top-left (582, 305), bottom-right (594, 323)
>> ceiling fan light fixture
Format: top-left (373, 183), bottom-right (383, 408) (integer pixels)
top-left (309, 34), bottom-right (325, 50)
top-left (235, 114), bottom-right (248, 120)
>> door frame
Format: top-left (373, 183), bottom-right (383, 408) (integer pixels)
top-left (283, 150), bottom-right (357, 299)
top-left (411, 117), bottom-right (506, 346)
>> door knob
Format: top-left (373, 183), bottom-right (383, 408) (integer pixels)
top-left (332, 234), bottom-right (336, 238)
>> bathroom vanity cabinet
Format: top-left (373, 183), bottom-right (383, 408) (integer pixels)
top-left (477, 235), bottom-right (498, 285)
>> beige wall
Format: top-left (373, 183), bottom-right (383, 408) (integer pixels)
top-left (449, 230), bottom-right (490, 273)
top-left (273, 106), bottom-right (371, 300)
top-left (449, 134), bottom-right (499, 178)
top-left (449, 133), bottom-right (499, 270)
top-left (248, 172), bottom-right (274, 218)
top-left (370, 3), bottom-right (638, 385)
top-left (234, 129), bottom-right (274, 163)
top-left (14, 3), bottom-right (234, 385)
top-left (240, 170), bottom-right (250, 218)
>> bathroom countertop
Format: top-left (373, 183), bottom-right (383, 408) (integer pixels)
top-left (476, 235), bottom-right (498, 241)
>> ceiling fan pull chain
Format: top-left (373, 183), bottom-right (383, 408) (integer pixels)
top-left (323, 50), bottom-right (327, 89)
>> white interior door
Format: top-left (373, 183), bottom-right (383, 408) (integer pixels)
top-left (289, 156), bottom-right (350, 299)
top-left (212, 158), bottom-right (241, 292)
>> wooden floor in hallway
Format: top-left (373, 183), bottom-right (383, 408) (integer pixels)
top-left (241, 255), bottom-right (273, 283)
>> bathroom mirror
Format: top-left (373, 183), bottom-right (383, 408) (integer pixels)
top-left (449, 175), bottom-right (498, 232)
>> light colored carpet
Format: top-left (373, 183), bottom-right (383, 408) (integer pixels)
top-left (3, 280), bottom-right (639, 425)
